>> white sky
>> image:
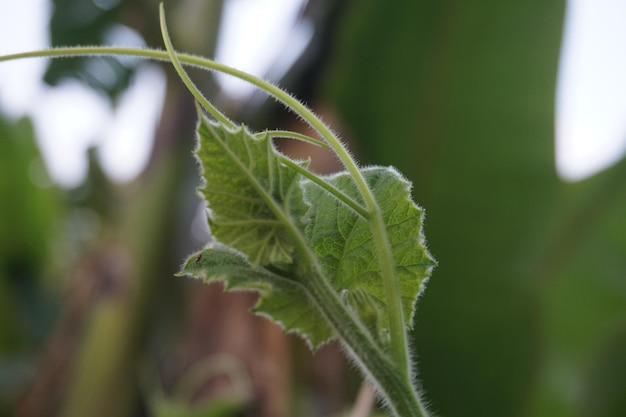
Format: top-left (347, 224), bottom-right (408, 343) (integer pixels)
top-left (214, 0), bottom-right (311, 100)
top-left (555, 0), bottom-right (626, 181)
top-left (0, 0), bottom-right (163, 186)
top-left (1, 0), bottom-right (625, 186)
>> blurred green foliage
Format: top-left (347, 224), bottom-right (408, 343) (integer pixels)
top-left (45, 0), bottom-right (136, 101)
top-left (0, 114), bottom-right (61, 412)
top-left (324, 1), bottom-right (626, 416)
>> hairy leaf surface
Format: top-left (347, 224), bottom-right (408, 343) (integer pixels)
top-left (303, 167), bottom-right (435, 332)
top-left (184, 116), bottom-right (434, 351)
top-left (178, 242), bottom-right (334, 347)
top-left (195, 116), bottom-right (307, 266)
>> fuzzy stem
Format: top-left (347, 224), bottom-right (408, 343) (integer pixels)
top-left (262, 130), bottom-right (330, 149)
top-left (158, 4), bottom-right (234, 128)
top-left (278, 156), bottom-right (369, 218)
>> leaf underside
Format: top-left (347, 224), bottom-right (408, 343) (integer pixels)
top-left (195, 118), bottom-right (307, 266)
top-left (178, 242), bottom-right (334, 347)
top-left (180, 114), bottom-right (435, 350)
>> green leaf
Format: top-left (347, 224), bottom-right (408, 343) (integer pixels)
top-left (303, 167), bottom-right (435, 334)
top-left (178, 242), bottom-right (334, 348)
top-left (195, 116), bottom-right (308, 266)
top-left (184, 115), bottom-right (434, 352)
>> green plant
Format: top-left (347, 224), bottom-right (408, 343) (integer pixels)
top-left (0, 4), bottom-right (435, 416)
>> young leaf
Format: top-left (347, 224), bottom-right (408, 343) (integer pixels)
top-left (184, 108), bottom-right (435, 350)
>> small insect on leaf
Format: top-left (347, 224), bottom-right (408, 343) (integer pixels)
top-left (195, 253), bottom-right (202, 264)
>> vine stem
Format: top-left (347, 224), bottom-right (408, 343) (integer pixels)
top-left (262, 130), bottom-right (330, 149)
top-left (1, 43), bottom-right (411, 375)
top-left (1, 21), bottom-right (416, 410)
top-left (277, 156), bottom-right (369, 218)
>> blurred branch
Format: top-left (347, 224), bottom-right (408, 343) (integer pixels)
top-left (348, 384), bottom-right (376, 417)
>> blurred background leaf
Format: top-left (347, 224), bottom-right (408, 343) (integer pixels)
top-left (321, 1), bottom-right (626, 416)
top-left (0, 114), bottom-right (61, 413)
top-left (45, 0), bottom-right (135, 101)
